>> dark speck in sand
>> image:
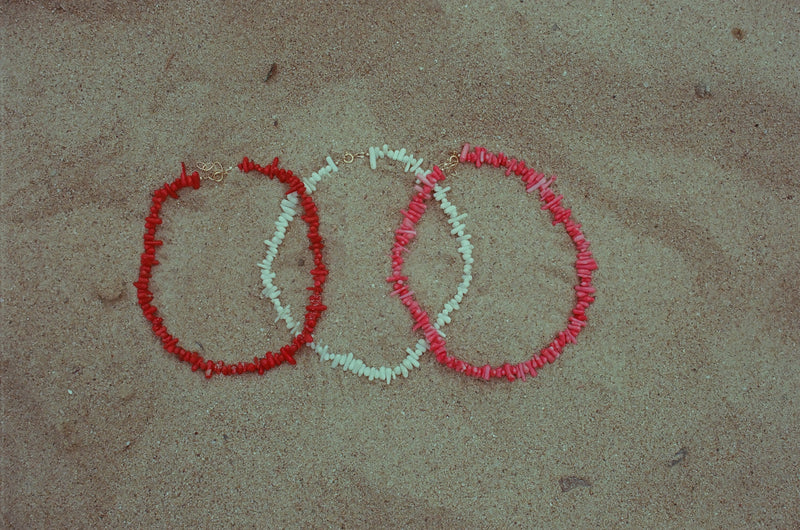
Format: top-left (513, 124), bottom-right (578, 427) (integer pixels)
top-left (559, 476), bottom-right (592, 492)
top-left (669, 447), bottom-right (688, 467)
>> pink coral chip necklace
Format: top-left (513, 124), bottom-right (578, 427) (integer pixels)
top-left (388, 144), bottom-right (597, 382)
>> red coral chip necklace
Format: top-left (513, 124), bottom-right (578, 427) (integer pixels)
top-left (388, 144), bottom-right (597, 382)
top-left (134, 157), bottom-right (328, 378)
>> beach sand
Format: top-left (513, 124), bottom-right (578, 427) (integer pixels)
top-left (2, 1), bottom-right (798, 527)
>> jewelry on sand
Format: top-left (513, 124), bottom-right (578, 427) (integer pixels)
top-left (135, 145), bottom-right (596, 383)
top-left (388, 144), bottom-right (597, 381)
top-left (258, 145), bottom-right (474, 384)
top-left (134, 158), bottom-right (328, 378)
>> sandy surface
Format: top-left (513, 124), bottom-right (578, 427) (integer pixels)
top-left (2, 1), bottom-right (798, 527)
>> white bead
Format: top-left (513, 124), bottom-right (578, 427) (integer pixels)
top-left (280, 200), bottom-right (296, 215)
top-left (350, 358), bottom-right (363, 374)
top-left (448, 213), bottom-right (468, 225)
top-left (304, 177), bottom-right (318, 193)
top-left (342, 352), bottom-right (354, 371)
top-left (326, 156), bottom-right (338, 172)
top-left (450, 222), bottom-right (465, 235)
top-left (369, 146), bottom-right (378, 169)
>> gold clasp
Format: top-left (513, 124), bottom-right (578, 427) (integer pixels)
top-left (439, 151), bottom-right (461, 176)
top-left (337, 152), bottom-right (367, 166)
top-left (197, 161), bottom-right (231, 182)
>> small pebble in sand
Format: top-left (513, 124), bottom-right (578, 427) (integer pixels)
top-left (559, 476), bottom-right (592, 492)
top-left (265, 62), bottom-right (278, 83)
top-left (669, 447), bottom-right (688, 467)
top-left (694, 83), bottom-right (712, 99)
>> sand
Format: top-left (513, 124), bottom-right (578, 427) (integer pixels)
top-left (2, 1), bottom-right (798, 527)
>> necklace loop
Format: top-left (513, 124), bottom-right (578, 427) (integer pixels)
top-left (258, 144), bottom-right (474, 384)
top-left (389, 144), bottom-right (596, 382)
top-left (135, 159), bottom-right (328, 378)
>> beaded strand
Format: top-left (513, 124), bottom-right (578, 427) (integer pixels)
top-left (258, 145), bottom-right (474, 384)
top-left (134, 158), bottom-right (328, 378)
top-left (388, 144), bottom-right (597, 382)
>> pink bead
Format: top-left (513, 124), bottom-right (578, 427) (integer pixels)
top-left (526, 175), bottom-right (547, 192)
top-left (459, 143), bottom-right (470, 162)
top-left (538, 176), bottom-right (556, 191)
top-left (505, 159), bottom-right (518, 176)
top-left (542, 194), bottom-right (563, 210)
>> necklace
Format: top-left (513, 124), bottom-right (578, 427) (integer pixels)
top-left (134, 158), bottom-right (328, 378)
top-left (257, 145), bottom-right (474, 384)
top-left (388, 144), bottom-right (597, 381)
